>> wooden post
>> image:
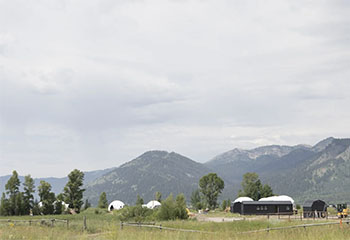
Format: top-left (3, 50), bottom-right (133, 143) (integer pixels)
top-left (159, 224), bottom-right (162, 231)
top-left (83, 216), bottom-right (87, 231)
top-left (267, 214), bottom-right (269, 219)
top-left (51, 219), bottom-right (54, 227)
top-left (300, 212), bottom-right (302, 221)
top-left (67, 219), bottom-right (69, 229)
top-left (29, 220), bottom-right (32, 226)
top-left (120, 222), bottom-right (123, 230)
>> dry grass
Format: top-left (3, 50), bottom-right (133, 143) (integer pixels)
top-left (0, 213), bottom-right (349, 240)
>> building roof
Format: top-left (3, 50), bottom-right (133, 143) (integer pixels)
top-left (303, 199), bottom-right (326, 208)
top-left (233, 197), bottom-right (254, 203)
top-left (242, 201), bottom-right (293, 205)
top-left (259, 195), bottom-right (295, 204)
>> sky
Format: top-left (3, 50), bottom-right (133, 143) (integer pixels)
top-left (0, 0), bottom-right (350, 177)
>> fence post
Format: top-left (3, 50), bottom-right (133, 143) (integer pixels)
top-left (83, 216), bottom-right (87, 231)
top-left (29, 220), bottom-right (32, 226)
top-left (51, 219), bottom-right (54, 227)
top-left (300, 212), bottom-right (302, 221)
top-left (120, 222), bottom-right (123, 230)
top-left (160, 224), bottom-right (162, 231)
top-left (66, 219), bottom-right (69, 229)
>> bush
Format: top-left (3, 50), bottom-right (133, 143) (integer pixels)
top-left (157, 193), bottom-right (188, 220)
top-left (115, 205), bottom-right (155, 222)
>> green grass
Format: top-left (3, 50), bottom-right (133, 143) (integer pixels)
top-left (0, 210), bottom-right (348, 240)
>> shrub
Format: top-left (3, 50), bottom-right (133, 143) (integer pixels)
top-left (157, 193), bottom-right (188, 220)
top-left (115, 205), bottom-right (154, 222)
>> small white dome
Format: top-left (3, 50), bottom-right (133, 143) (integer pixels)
top-left (233, 197), bottom-right (254, 203)
top-left (144, 200), bottom-right (161, 209)
top-left (108, 200), bottom-right (125, 211)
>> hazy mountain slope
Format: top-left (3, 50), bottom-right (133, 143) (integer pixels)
top-left (262, 138), bottom-right (350, 203)
top-left (84, 151), bottom-right (214, 205)
top-left (205, 144), bottom-right (309, 182)
top-left (206, 137), bottom-right (350, 203)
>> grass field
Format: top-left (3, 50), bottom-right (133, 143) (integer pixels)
top-left (0, 210), bottom-right (349, 240)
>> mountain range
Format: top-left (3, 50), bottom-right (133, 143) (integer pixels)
top-left (1, 137), bottom-right (350, 205)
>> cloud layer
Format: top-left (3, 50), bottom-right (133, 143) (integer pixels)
top-left (1, 0), bottom-right (350, 177)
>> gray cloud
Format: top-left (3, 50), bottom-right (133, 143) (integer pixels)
top-left (0, 0), bottom-right (350, 177)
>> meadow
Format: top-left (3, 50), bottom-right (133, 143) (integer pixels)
top-left (0, 209), bottom-right (349, 240)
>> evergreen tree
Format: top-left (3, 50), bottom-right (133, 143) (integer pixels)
top-left (15, 192), bottom-right (24, 215)
top-left (174, 194), bottom-right (188, 219)
top-left (155, 192), bottom-right (162, 202)
top-left (5, 170), bottom-right (21, 216)
top-left (0, 193), bottom-right (9, 216)
top-left (190, 189), bottom-right (202, 210)
top-left (38, 180), bottom-right (55, 215)
top-left (199, 173), bottom-right (224, 209)
top-left (135, 194), bottom-right (144, 205)
top-left (23, 175), bottom-right (35, 215)
top-left (63, 169), bottom-right (85, 213)
top-left (84, 199), bottom-right (91, 210)
top-left (98, 192), bottom-right (108, 208)
top-left (221, 200), bottom-right (228, 211)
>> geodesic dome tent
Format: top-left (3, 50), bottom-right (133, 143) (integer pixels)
top-left (144, 200), bottom-right (161, 209)
top-left (108, 200), bottom-right (125, 211)
top-left (259, 195), bottom-right (295, 205)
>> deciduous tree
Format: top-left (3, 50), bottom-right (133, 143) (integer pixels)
top-left (63, 169), bottom-right (85, 213)
top-left (199, 173), bottom-right (224, 209)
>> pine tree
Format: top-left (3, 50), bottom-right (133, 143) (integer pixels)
top-left (136, 194), bottom-right (144, 205)
top-left (84, 199), bottom-right (91, 210)
top-left (190, 189), bottom-right (202, 210)
top-left (98, 192), bottom-right (108, 208)
top-left (5, 170), bottom-right (21, 216)
top-left (174, 194), bottom-right (188, 219)
top-left (63, 169), bottom-right (85, 213)
top-left (155, 192), bottom-right (162, 202)
top-left (23, 175), bottom-right (35, 215)
top-left (0, 193), bottom-right (9, 216)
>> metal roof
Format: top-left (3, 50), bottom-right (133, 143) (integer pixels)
top-left (242, 201), bottom-right (293, 205)
top-left (303, 199), bottom-right (326, 207)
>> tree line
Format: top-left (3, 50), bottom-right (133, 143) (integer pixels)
top-left (191, 172), bottom-right (274, 210)
top-left (0, 169), bottom-right (85, 216)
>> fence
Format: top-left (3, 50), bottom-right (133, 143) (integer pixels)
top-left (120, 219), bottom-right (350, 235)
top-left (0, 218), bottom-right (69, 229)
top-left (266, 211), bottom-right (329, 220)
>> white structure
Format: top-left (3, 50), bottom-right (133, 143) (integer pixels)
top-left (108, 200), bottom-right (125, 211)
top-left (53, 201), bottom-right (70, 211)
top-left (233, 197), bottom-right (254, 203)
top-left (142, 200), bottom-right (161, 209)
top-left (258, 195), bottom-right (295, 205)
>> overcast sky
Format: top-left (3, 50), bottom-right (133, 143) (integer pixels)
top-left (1, 0), bottom-right (349, 177)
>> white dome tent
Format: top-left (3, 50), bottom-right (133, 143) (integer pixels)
top-left (233, 197), bottom-right (254, 203)
top-left (258, 195), bottom-right (295, 205)
top-left (108, 200), bottom-right (125, 211)
top-left (143, 200), bottom-right (161, 209)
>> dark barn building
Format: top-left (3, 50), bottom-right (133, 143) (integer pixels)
top-left (231, 201), bottom-right (293, 215)
top-left (231, 201), bottom-right (242, 214)
top-left (303, 200), bottom-right (327, 218)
